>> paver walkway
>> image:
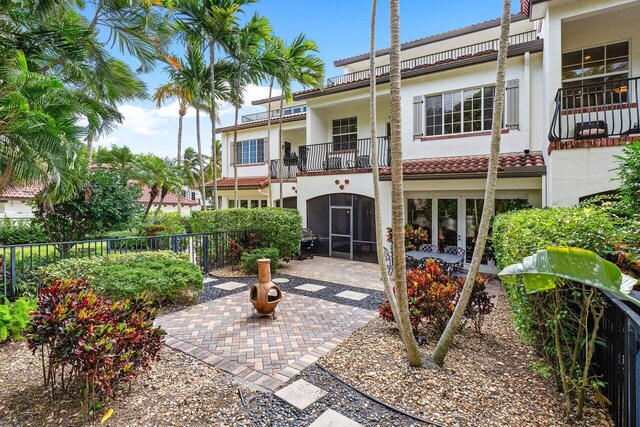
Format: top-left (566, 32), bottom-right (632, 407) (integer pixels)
top-left (279, 257), bottom-right (382, 291)
top-left (157, 290), bottom-right (376, 391)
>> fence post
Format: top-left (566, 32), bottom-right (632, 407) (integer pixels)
top-left (171, 236), bottom-right (179, 253)
top-left (202, 235), bottom-right (209, 274)
top-left (106, 240), bottom-right (111, 255)
top-left (10, 246), bottom-right (16, 297)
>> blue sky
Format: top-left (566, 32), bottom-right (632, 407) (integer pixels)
top-left (97, 0), bottom-right (522, 159)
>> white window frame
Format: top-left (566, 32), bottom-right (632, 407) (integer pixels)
top-left (561, 40), bottom-right (630, 86)
top-left (235, 139), bottom-right (265, 165)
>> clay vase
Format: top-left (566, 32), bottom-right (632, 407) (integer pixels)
top-left (249, 259), bottom-right (282, 316)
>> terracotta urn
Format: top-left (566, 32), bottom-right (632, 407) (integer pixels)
top-left (249, 259), bottom-right (282, 316)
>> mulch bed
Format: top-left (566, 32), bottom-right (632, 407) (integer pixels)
top-left (319, 293), bottom-right (614, 427)
top-left (0, 343), bottom-right (245, 427)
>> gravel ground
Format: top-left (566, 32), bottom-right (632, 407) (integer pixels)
top-left (237, 365), bottom-right (431, 427)
top-left (320, 293), bottom-right (614, 427)
top-left (0, 343), bottom-right (245, 427)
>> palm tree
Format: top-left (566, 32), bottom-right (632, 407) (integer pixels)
top-left (388, 0), bottom-right (422, 367)
top-left (204, 140), bottom-right (223, 183)
top-left (369, 0), bottom-right (402, 326)
top-left (133, 155), bottom-right (181, 220)
top-left (433, 0), bottom-right (513, 367)
top-left (94, 145), bottom-right (136, 176)
top-left (273, 34), bottom-right (324, 207)
top-left (226, 14), bottom-right (272, 205)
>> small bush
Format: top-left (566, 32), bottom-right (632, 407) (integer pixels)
top-left (26, 278), bottom-right (164, 410)
top-left (0, 298), bottom-right (36, 342)
top-left (140, 212), bottom-right (187, 236)
top-left (240, 247), bottom-right (280, 274)
top-left (0, 220), bottom-right (47, 245)
top-left (190, 208), bottom-right (302, 261)
top-left (40, 251), bottom-right (203, 304)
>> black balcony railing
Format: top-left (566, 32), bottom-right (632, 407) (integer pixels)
top-left (297, 137), bottom-right (391, 173)
top-left (549, 76), bottom-right (640, 142)
top-left (270, 157), bottom-right (298, 179)
top-left (241, 105), bottom-right (307, 123)
top-left (326, 30), bottom-right (538, 87)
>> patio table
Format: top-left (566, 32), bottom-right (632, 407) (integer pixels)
top-left (404, 250), bottom-right (464, 267)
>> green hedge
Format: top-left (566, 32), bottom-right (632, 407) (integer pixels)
top-left (190, 208), bottom-right (302, 261)
top-left (0, 220), bottom-right (47, 245)
top-left (492, 206), bottom-right (620, 340)
top-left (40, 251), bottom-right (203, 304)
top-left (240, 247), bottom-right (280, 274)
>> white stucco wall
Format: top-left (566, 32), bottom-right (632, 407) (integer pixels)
top-left (0, 200), bottom-right (34, 219)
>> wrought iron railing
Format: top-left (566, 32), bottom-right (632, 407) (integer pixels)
top-left (241, 105), bottom-right (307, 123)
top-left (549, 76), bottom-right (640, 142)
top-left (0, 230), bottom-right (257, 298)
top-left (270, 158), bottom-right (299, 179)
top-left (326, 30), bottom-right (538, 86)
top-left (297, 137), bottom-right (390, 173)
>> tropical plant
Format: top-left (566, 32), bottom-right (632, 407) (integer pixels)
top-left (133, 155), bottom-right (182, 220)
top-left (614, 140), bottom-right (640, 216)
top-left (33, 170), bottom-right (141, 242)
top-left (94, 145), bottom-right (137, 177)
top-left (433, 0), bottom-right (512, 367)
top-left (388, 0), bottom-right (422, 367)
top-left (500, 246), bottom-right (638, 419)
top-left (0, 297), bottom-right (36, 343)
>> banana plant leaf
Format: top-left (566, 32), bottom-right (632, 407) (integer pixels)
top-left (499, 246), bottom-right (640, 308)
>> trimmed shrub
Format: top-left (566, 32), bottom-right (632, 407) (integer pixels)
top-left (26, 278), bottom-right (164, 410)
top-left (190, 208), bottom-right (302, 261)
top-left (240, 247), bottom-right (280, 274)
top-left (40, 251), bottom-right (203, 304)
top-left (140, 212), bottom-right (187, 236)
top-left (0, 298), bottom-right (36, 342)
top-left (0, 220), bottom-right (47, 245)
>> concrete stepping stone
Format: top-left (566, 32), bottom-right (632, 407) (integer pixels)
top-left (203, 277), bottom-right (219, 284)
top-left (273, 278), bottom-right (289, 284)
top-left (213, 281), bottom-right (247, 291)
top-left (309, 409), bottom-right (362, 427)
top-left (275, 379), bottom-right (327, 410)
top-left (295, 284), bottom-right (326, 292)
top-left (335, 290), bottom-right (369, 301)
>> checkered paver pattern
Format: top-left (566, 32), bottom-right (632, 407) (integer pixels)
top-left (279, 257), bottom-right (383, 290)
top-left (157, 292), bottom-right (376, 391)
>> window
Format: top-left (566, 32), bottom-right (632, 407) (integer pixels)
top-left (181, 190), bottom-right (187, 198)
top-left (425, 86), bottom-right (495, 136)
top-left (191, 192), bottom-right (196, 200)
top-left (228, 199), bottom-right (267, 209)
top-left (332, 117), bottom-right (357, 151)
top-left (562, 42), bottom-right (629, 108)
top-left (235, 139), bottom-right (265, 164)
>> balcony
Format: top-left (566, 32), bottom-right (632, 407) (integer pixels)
top-left (241, 105), bottom-right (307, 123)
top-left (549, 76), bottom-right (640, 142)
top-left (326, 30), bottom-right (538, 87)
top-left (267, 138), bottom-right (391, 179)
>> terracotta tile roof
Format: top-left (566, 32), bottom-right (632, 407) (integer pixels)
top-left (333, 13), bottom-right (528, 66)
top-left (217, 113), bottom-right (306, 133)
top-left (137, 185), bottom-right (199, 206)
top-left (207, 176), bottom-right (269, 189)
top-left (0, 183), bottom-right (45, 200)
top-left (380, 152), bottom-right (545, 177)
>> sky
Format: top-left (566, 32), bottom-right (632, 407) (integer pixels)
top-left (96, 0), bottom-right (522, 158)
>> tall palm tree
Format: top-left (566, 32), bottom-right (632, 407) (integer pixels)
top-left (369, 0), bottom-right (401, 326)
top-left (226, 14), bottom-right (272, 205)
top-left (133, 155), bottom-right (182, 220)
top-left (94, 144), bottom-right (136, 176)
top-left (204, 139), bottom-right (223, 183)
top-left (273, 34), bottom-right (324, 207)
top-left (433, 0), bottom-right (513, 367)
top-left (388, 0), bottom-right (422, 367)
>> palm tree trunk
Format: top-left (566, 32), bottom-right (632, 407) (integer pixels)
top-left (143, 186), bottom-right (159, 220)
top-left (278, 94), bottom-right (284, 208)
top-left (0, 159), bottom-right (14, 193)
top-left (389, 0), bottom-right (422, 367)
top-left (196, 107), bottom-right (206, 211)
top-left (86, 138), bottom-right (94, 168)
top-left (176, 104), bottom-right (185, 215)
top-left (266, 79), bottom-right (274, 207)
top-left (370, 0), bottom-right (401, 325)
top-left (209, 39), bottom-right (218, 209)
top-left (155, 188), bottom-right (169, 215)
top-left (432, 0), bottom-right (512, 367)
top-left (233, 104), bottom-right (240, 205)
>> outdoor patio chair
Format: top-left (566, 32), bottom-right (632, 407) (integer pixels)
top-left (347, 155), bottom-right (370, 169)
top-left (406, 255), bottom-right (422, 270)
top-left (419, 243), bottom-right (438, 253)
top-left (323, 157), bottom-right (342, 170)
top-left (574, 120), bottom-right (608, 140)
top-left (444, 245), bottom-right (465, 272)
top-left (383, 246), bottom-right (393, 276)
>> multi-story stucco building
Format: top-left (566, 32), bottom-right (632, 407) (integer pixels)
top-left (210, 0), bottom-right (640, 272)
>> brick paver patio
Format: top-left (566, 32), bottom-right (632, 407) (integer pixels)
top-left (279, 257), bottom-right (382, 290)
top-left (157, 291), bottom-right (376, 391)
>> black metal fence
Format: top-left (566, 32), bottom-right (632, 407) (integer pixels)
top-left (597, 290), bottom-right (640, 427)
top-left (0, 230), bottom-right (257, 298)
top-left (549, 76), bottom-right (640, 142)
top-left (298, 137), bottom-right (391, 173)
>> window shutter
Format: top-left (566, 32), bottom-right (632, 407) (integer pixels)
top-left (413, 95), bottom-right (424, 138)
top-left (506, 79), bottom-right (520, 129)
